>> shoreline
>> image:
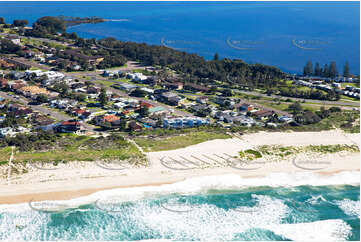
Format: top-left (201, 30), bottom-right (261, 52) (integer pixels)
top-left (0, 130), bottom-right (359, 205)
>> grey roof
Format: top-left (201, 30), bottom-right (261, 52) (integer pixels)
top-left (119, 83), bottom-right (137, 89)
top-left (162, 92), bottom-right (178, 98)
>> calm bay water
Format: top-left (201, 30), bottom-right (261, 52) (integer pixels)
top-left (0, 1), bottom-right (359, 74)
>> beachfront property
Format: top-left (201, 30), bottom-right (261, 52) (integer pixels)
top-left (163, 116), bottom-right (210, 128)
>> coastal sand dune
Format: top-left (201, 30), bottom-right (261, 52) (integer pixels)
top-left (0, 130), bottom-right (359, 204)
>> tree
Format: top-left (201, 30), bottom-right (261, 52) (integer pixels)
top-left (53, 82), bottom-right (69, 97)
top-left (213, 53), bottom-right (219, 61)
top-left (222, 88), bottom-right (233, 97)
top-left (99, 88), bottom-right (108, 106)
top-left (0, 38), bottom-right (21, 54)
top-left (84, 81), bottom-right (94, 87)
top-left (314, 62), bottom-right (321, 76)
top-left (36, 94), bottom-right (48, 103)
top-left (75, 93), bottom-right (86, 102)
top-left (29, 16), bottom-right (66, 37)
top-left (13, 19), bottom-right (28, 27)
top-left (322, 64), bottom-right (329, 77)
top-left (139, 106), bottom-right (149, 117)
top-left (0, 17), bottom-right (5, 24)
top-left (207, 86), bottom-right (218, 95)
top-left (343, 61), bottom-right (350, 78)
top-left (288, 102), bottom-right (302, 115)
top-left (69, 32), bottom-right (78, 40)
top-left (303, 61), bottom-right (313, 76)
top-left (119, 119), bottom-right (127, 130)
top-left (329, 61), bottom-right (338, 78)
top-left (130, 88), bottom-right (147, 97)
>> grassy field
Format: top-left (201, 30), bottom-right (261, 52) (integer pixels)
top-left (134, 131), bottom-right (231, 152)
top-left (249, 144), bottom-right (360, 160)
top-left (0, 134), bottom-right (146, 166)
top-left (339, 95), bottom-right (360, 102)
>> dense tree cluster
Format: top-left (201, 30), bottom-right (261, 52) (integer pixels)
top-left (288, 103), bottom-right (342, 126)
top-left (303, 60), bottom-right (349, 78)
top-left (26, 16), bottom-right (66, 37)
top-left (0, 130), bottom-right (58, 151)
top-left (89, 37), bottom-right (285, 87)
top-left (12, 19), bottom-right (28, 27)
top-left (0, 38), bottom-right (21, 54)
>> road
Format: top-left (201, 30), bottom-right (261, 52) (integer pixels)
top-left (234, 89), bottom-right (360, 107)
top-left (65, 61), bottom-right (153, 79)
top-left (0, 33), bottom-right (75, 48)
top-left (5, 55), bottom-right (51, 71)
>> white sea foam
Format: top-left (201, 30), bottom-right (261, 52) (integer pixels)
top-left (267, 219), bottom-right (352, 241)
top-left (0, 171), bottom-right (359, 212)
top-left (0, 194), bottom-right (352, 241)
top-left (106, 19), bottom-right (130, 22)
top-left (335, 199), bottom-right (360, 218)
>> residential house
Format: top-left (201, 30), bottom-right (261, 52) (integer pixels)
top-left (113, 102), bottom-right (127, 109)
top-left (0, 78), bottom-right (8, 89)
top-left (0, 127), bottom-right (16, 137)
top-left (4, 59), bottom-right (31, 70)
top-left (128, 121), bottom-right (142, 131)
top-left (238, 103), bottom-right (254, 112)
top-left (196, 96), bottom-right (208, 104)
top-left (139, 118), bottom-right (158, 128)
top-left (0, 58), bottom-right (15, 69)
top-left (32, 114), bottom-right (54, 126)
top-left (140, 101), bottom-right (153, 109)
top-left (9, 71), bottom-right (26, 80)
top-left (278, 115), bottom-right (293, 123)
top-left (164, 82), bottom-right (183, 90)
top-left (252, 110), bottom-right (275, 120)
top-left (7, 35), bottom-right (21, 45)
top-left (18, 86), bottom-right (50, 98)
top-left (140, 87), bottom-right (154, 94)
top-left (128, 72), bottom-right (148, 83)
top-left (102, 114), bottom-right (120, 123)
top-left (184, 83), bottom-right (210, 93)
top-left (56, 121), bottom-right (82, 133)
top-left (212, 97), bottom-right (235, 107)
top-left (159, 92), bottom-right (182, 106)
top-left (64, 50), bottom-right (104, 65)
top-left (148, 106), bottom-right (168, 117)
top-left (190, 104), bottom-right (208, 113)
top-left (87, 86), bottom-right (101, 94)
top-left (118, 83), bottom-right (138, 92)
top-left (0, 98), bottom-right (7, 109)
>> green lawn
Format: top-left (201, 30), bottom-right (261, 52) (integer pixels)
top-left (341, 82), bottom-right (360, 88)
top-left (134, 131), bottom-right (231, 152)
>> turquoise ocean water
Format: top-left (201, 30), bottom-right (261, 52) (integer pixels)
top-left (0, 173), bottom-right (359, 241)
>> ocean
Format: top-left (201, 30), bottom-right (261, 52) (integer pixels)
top-left (0, 172), bottom-right (359, 241)
top-left (0, 1), bottom-right (359, 74)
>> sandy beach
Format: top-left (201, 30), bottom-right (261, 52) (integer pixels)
top-left (0, 130), bottom-right (359, 205)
